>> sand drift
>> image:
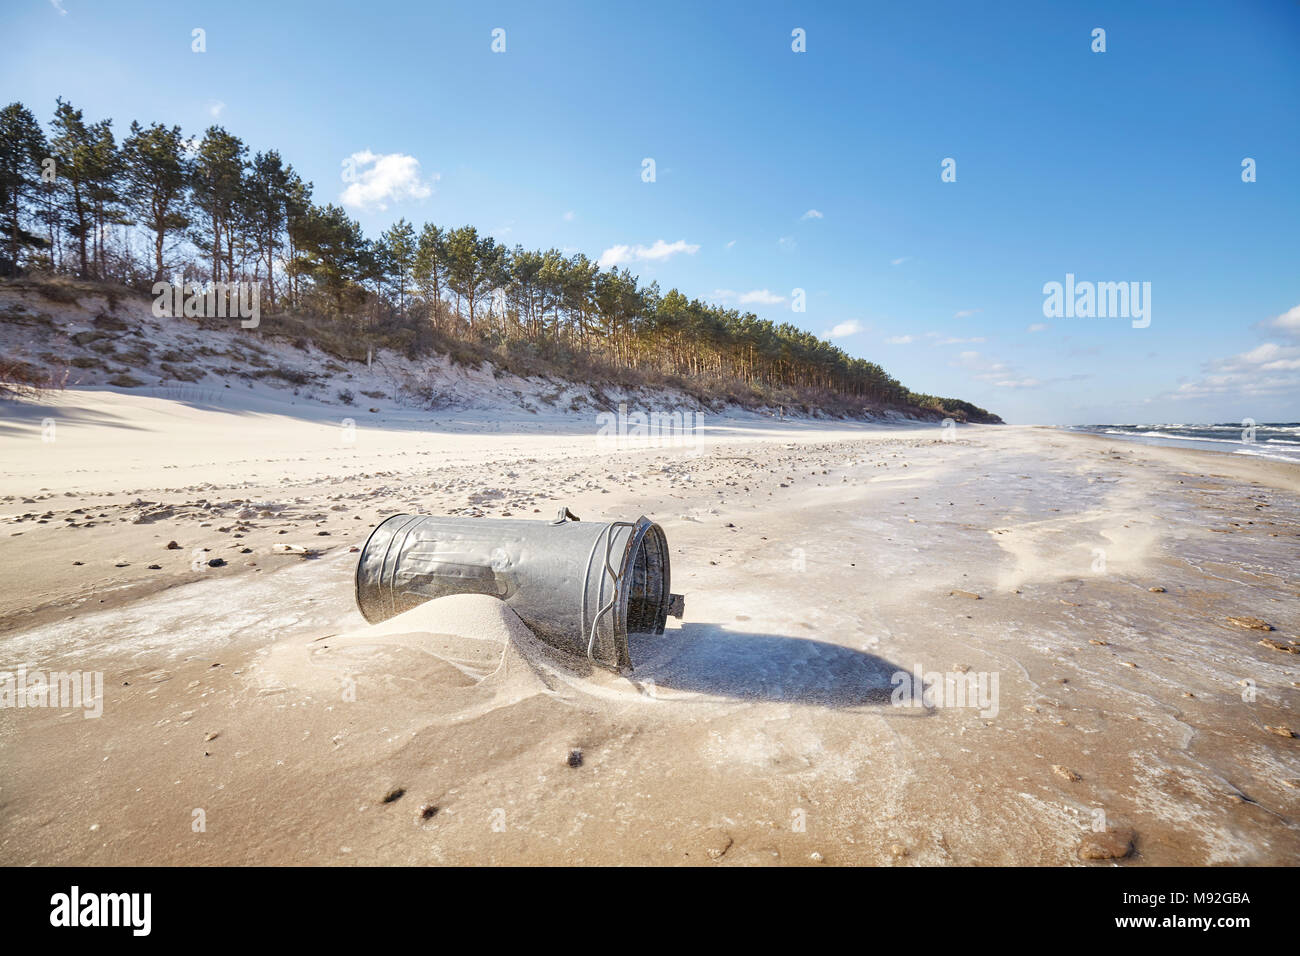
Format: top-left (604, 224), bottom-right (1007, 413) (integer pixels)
top-left (355, 508), bottom-right (686, 670)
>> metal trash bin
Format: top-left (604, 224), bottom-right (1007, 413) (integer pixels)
top-left (355, 507), bottom-right (685, 670)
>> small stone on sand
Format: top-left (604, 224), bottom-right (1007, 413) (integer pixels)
top-left (1228, 616), bottom-right (1274, 631)
top-left (1258, 638), bottom-right (1298, 654)
top-left (1077, 827), bottom-right (1135, 861)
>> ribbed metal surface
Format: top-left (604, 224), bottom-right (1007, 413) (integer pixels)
top-left (354, 511), bottom-right (677, 670)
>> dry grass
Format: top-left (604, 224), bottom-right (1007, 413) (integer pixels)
top-left (0, 357), bottom-right (69, 398)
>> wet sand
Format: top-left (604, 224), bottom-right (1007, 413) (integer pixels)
top-left (1, 392), bottom-right (1297, 865)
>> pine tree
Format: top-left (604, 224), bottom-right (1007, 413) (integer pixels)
top-left (245, 150), bottom-right (291, 308)
top-left (48, 98), bottom-right (96, 278)
top-left (121, 121), bottom-right (190, 282)
top-left (83, 118), bottom-right (128, 280)
top-left (190, 126), bottom-right (247, 283)
top-left (0, 102), bottom-right (49, 275)
top-left (380, 217), bottom-right (415, 316)
top-left (412, 222), bottom-right (445, 328)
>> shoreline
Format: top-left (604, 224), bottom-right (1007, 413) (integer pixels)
top-left (1056, 426), bottom-right (1300, 466)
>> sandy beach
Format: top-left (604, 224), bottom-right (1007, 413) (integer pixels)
top-left (2, 390), bottom-right (1297, 866)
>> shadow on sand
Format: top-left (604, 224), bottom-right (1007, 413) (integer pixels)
top-left (629, 622), bottom-right (905, 709)
top-left (0, 396), bottom-right (151, 437)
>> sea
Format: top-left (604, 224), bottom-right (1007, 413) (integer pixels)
top-left (1062, 423), bottom-right (1300, 464)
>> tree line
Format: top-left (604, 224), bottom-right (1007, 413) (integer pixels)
top-left (0, 98), bottom-right (998, 420)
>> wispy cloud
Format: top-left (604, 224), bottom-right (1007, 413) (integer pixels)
top-left (1027, 323), bottom-right (1048, 333)
top-left (715, 289), bottom-right (786, 306)
top-left (49, 0), bottom-right (67, 16)
top-left (340, 150), bottom-right (436, 210)
top-left (1171, 341), bottom-right (1300, 400)
top-left (800, 209), bottom-right (824, 220)
top-left (884, 334), bottom-right (913, 344)
top-left (1169, 305), bottom-right (1300, 401)
top-left (822, 320), bottom-right (865, 339)
top-left (953, 350), bottom-right (1041, 388)
top-left (933, 336), bottom-right (986, 346)
top-left (207, 100), bottom-right (226, 118)
top-left (990, 378), bottom-right (1043, 389)
top-left (598, 239), bottom-right (700, 269)
top-left (778, 235), bottom-right (797, 252)
top-left (953, 308), bottom-right (982, 319)
top-left (563, 210), bottom-right (575, 222)
top-left (890, 257), bottom-right (910, 266)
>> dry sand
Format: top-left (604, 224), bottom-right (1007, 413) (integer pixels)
top-left (1, 389), bottom-right (1298, 865)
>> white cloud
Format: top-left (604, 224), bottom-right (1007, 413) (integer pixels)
top-left (955, 350), bottom-right (992, 369)
top-left (1168, 305), bottom-right (1300, 402)
top-left (563, 210), bottom-right (575, 221)
top-left (725, 240), bottom-right (736, 249)
top-left (1172, 341), bottom-right (1300, 400)
top-left (953, 309), bottom-right (982, 319)
top-left (638, 239), bottom-right (699, 261)
top-left (1234, 342), bottom-right (1300, 371)
top-left (207, 100), bottom-right (226, 118)
top-left (598, 245), bottom-right (633, 268)
top-left (598, 239), bottom-right (699, 269)
top-left (778, 235), bottom-right (797, 252)
top-left (890, 257), bottom-right (909, 266)
top-left (340, 150), bottom-right (436, 210)
top-left (953, 350), bottom-right (1042, 388)
top-left (991, 377), bottom-right (1042, 389)
top-left (49, 0), bottom-right (67, 15)
top-left (801, 209), bottom-right (824, 220)
top-left (715, 289), bottom-right (786, 306)
top-left (933, 336), bottom-right (986, 346)
top-left (884, 335), bottom-right (913, 345)
top-left (822, 320), bottom-right (865, 339)
top-left (1261, 303), bottom-right (1300, 338)
top-left (1027, 323), bottom-right (1048, 333)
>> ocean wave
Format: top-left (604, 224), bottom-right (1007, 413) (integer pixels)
top-left (1234, 446), bottom-right (1300, 463)
top-left (1114, 431), bottom-right (1245, 444)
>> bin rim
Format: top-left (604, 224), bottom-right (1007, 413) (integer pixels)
top-left (354, 513), bottom-right (416, 624)
top-left (598, 515), bottom-right (670, 670)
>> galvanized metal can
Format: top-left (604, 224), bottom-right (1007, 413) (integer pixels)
top-left (354, 508), bottom-right (683, 670)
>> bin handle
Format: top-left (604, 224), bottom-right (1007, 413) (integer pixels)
top-left (551, 507), bottom-right (581, 525)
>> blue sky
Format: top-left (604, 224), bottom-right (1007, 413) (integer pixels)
top-left (5, 0), bottom-right (1298, 424)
